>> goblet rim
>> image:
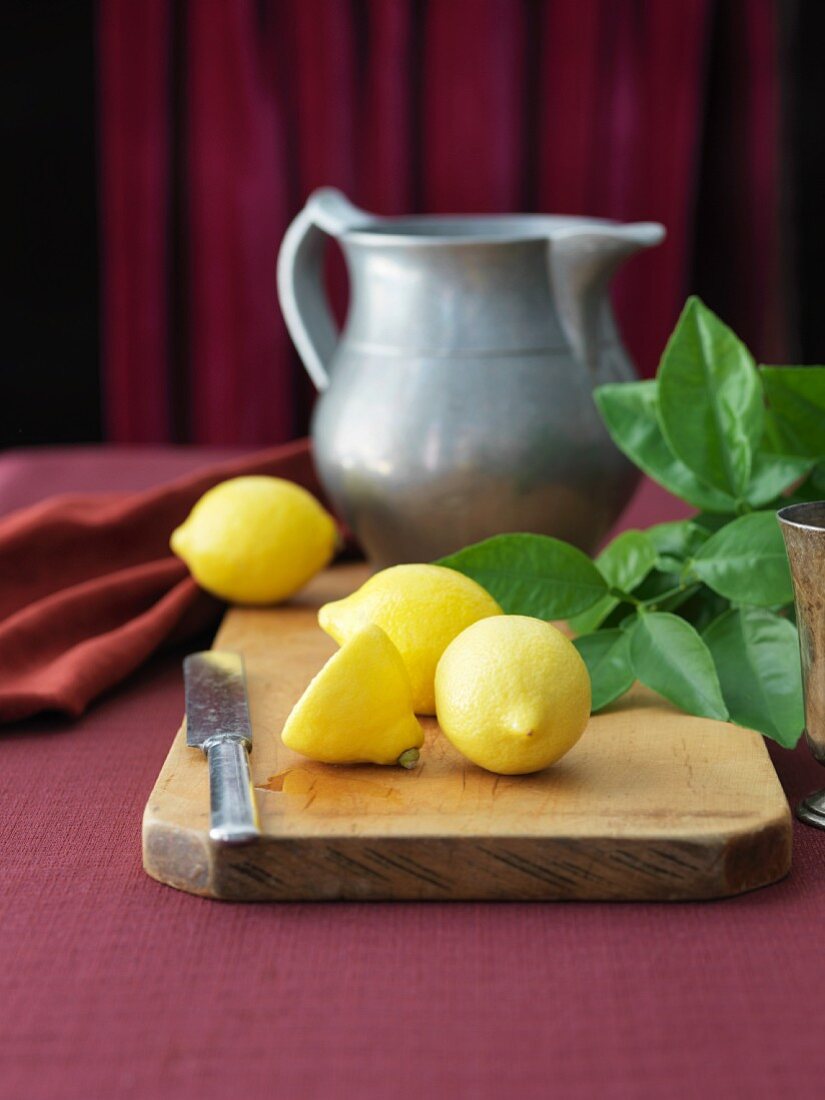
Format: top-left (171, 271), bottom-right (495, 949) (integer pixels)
top-left (777, 499), bottom-right (825, 532)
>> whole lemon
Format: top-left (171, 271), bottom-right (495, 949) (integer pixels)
top-left (170, 476), bottom-right (337, 604)
top-left (318, 564), bottom-right (503, 714)
top-left (435, 615), bottom-right (591, 774)
top-left (281, 624), bottom-right (424, 767)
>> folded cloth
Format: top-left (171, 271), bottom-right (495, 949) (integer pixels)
top-left (0, 439), bottom-right (334, 724)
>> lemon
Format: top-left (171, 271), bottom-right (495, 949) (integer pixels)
top-left (281, 625), bottom-right (424, 767)
top-left (435, 615), bottom-right (591, 775)
top-left (318, 564), bottom-right (503, 714)
top-left (170, 476), bottom-right (337, 605)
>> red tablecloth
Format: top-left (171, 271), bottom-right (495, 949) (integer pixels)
top-left (2, 448), bottom-right (823, 1100)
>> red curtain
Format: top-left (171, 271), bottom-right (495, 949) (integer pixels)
top-left (98, 0), bottom-right (786, 446)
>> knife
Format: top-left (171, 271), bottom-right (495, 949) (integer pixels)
top-left (184, 651), bottom-right (261, 845)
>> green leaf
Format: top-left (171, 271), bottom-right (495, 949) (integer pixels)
top-left (647, 520), bottom-right (710, 572)
top-left (598, 529), bottom-right (657, 590)
top-left (788, 460), bottom-right (825, 504)
top-left (690, 511), bottom-right (793, 607)
top-left (761, 366), bottom-right (825, 458)
top-left (658, 297), bottom-right (763, 498)
top-left (704, 608), bottom-right (803, 747)
top-left (745, 451), bottom-right (816, 507)
top-left (670, 586), bottom-right (728, 633)
top-left (594, 381), bottom-right (738, 513)
top-left (632, 570), bottom-right (693, 604)
top-left (568, 530), bottom-right (656, 633)
top-left (600, 601), bottom-right (641, 630)
top-left (693, 512), bottom-right (735, 534)
top-left (567, 595), bottom-right (617, 635)
top-left (628, 612), bottom-right (728, 720)
top-left (437, 533), bottom-right (608, 619)
top-left (573, 630), bottom-right (634, 712)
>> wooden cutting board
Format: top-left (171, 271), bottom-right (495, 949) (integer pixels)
top-left (143, 564), bottom-right (792, 902)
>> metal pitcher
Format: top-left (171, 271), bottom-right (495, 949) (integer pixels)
top-left (778, 501), bottom-right (825, 829)
top-left (278, 188), bottom-right (665, 566)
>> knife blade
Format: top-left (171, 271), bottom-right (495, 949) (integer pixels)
top-left (184, 651), bottom-right (260, 845)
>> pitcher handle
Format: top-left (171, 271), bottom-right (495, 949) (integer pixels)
top-left (277, 188), bottom-right (372, 392)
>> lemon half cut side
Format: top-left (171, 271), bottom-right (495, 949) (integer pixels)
top-left (281, 625), bottom-right (425, 767)
top-left (318, 563), bottom-right (503, 714)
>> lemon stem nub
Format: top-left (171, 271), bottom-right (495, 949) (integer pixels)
top-left (397, 748), bottom-right (420, 769)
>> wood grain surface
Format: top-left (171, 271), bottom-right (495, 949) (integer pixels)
top-left (142, 564), bottom-right (792, 901)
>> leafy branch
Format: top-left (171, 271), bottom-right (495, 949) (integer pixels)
top-left (439, 296), bottom-right (825, 748)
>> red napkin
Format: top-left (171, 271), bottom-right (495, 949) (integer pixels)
top-left (0, 439), bottom-right (337, 724)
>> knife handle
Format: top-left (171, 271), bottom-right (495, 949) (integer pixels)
top-left (205, 736), bottom-right (261, 844)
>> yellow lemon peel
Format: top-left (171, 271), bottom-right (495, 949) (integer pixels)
top-left (318, 563), bottom-right (503, 714)
top-left (170, 475), bottom-right (337, 605)
top-left (435, 615), bottom-right (591, 775)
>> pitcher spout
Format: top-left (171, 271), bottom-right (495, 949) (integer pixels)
top-left (548, 221), bottom-right (665, 376)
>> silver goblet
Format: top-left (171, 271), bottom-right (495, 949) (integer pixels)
top-left (778, 501), bottom-right (825, 829)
